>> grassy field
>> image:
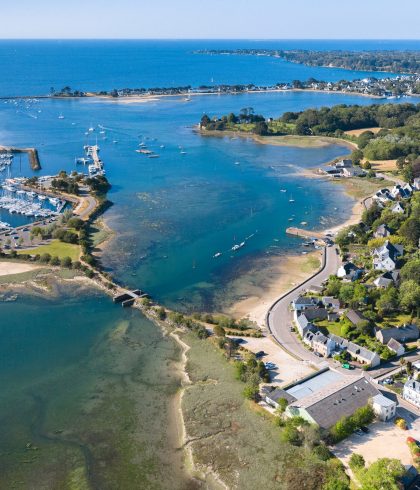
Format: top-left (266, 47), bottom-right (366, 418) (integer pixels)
top-left (19, 240), bottom-right (81, 261)
top-left (89, 221), bottom-right (112, 248)
top-left (182, 332), bottom-right (348, 489)
top-left (300, 254), bottom-right (321, 273)
top-left (332, 177), bottom-right (394, 200)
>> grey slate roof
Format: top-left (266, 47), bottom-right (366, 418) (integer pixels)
top-left (265, 387), bottom-right (297, 405)
top-left (387, 338), bottom-right (404, 353)
top-left (347, 342), bottom-right (378, 362)
top-left (346, 309), bottom-right (367, 326)
top-left (322, 296), bottom-right (341, 309)
top-left (329, 334), bottom-right (349, 349)
top-left (376, 324), bottom-right (419, 344)
top-left (374, 224), bottom-right (391, 238)
top-left (289, 375), bottom-right (379, 429)
top-left (303, 307), bottom-right (328, 321)
top-left (293, 295), bottom-right (318, 306)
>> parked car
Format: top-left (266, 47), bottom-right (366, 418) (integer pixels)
top-left (355, 429), bottom-right (364, 436)
top-left (265, 362), bottom-right (277, 370)
top-left (255, 351), bottom-right (266, 358)
top-left (360, 426), bottom-right (370, 434)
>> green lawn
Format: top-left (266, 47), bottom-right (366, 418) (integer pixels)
top-left (377, 314), bottom-right (416, 328)
top-left (19, 240), bottom-right (81, 261)
top-left (315, 319), bottom-right (342, 336)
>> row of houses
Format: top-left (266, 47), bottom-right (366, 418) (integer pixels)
top-left (373, 180), bottom-right (420, 206)
top-left (292, 293), bottom-right (419, 366)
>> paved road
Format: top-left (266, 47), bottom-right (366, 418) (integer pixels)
top-left (74, 186), bottom-right (98, 220)
top-left (266, 245), bottom-right (342, 361)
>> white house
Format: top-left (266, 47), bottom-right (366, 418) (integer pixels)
top-left (337, 262), bottom-right (363, 281)
top-left (303, 330), bottom-right (335, 357)
top-left (387, 338), bottom-right (405, 356)
top-left (391, 202), bottom-right (405, 214)
top-left (372, 394), bottom-right (397, 421)
top-left (373, 240), bottom-right (403, 271)
top-left (390, 184), bottom-right (411, 200)
top-left (373, 270), bottom-right (400, 288)
top-left (403, 379), bottom-right (420, 409)
top-left (291, 296), bottom-right (318, 311)
top-left (373, 188), bottom-right (392, 205)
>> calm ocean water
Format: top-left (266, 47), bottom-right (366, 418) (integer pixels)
top-left (1, 39), bottom-right (419, 96)
top-left (1, 40), bottom-right (418, 487)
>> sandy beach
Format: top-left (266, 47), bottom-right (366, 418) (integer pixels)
top-left (0, 261), bottom-right (41, 276)
top-left (225, 250), bottom-right (322, 327)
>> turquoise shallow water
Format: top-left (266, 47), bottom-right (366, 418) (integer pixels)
top-left (0, 286), bottom-right (190, 489)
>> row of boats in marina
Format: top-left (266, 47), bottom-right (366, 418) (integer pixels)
top-left (0, 153), bottom-right (13, 173)
top-left (0, 184), bottom-right (65, 218)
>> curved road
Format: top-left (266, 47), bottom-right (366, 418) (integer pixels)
top-left (266, 245), bottom-right (342, 361)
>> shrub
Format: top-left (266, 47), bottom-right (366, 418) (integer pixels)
top-left (243, 384), bottom-right (259, 401)
top-left (349, 453), bottom-right (365, 471)
top-left (213, 324), bottom-right (226, 337)
top-left (395, 417), bottom-right (408, 430)
top-left (157, 306), bottom-right (166, 320)
top-left (60, 256), bottom-right (72, 268)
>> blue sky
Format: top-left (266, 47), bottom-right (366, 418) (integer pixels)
top-left (2, 0), bottom-right (420, 39)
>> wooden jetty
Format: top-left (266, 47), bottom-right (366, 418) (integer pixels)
top-left (0, 146), bottom-right (41, 170)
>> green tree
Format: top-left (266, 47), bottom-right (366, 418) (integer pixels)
top-left (351, 149), bottom-right (364, 165)
top-left (339, 284), bottom-right (355, 305)
top-left (399, 217), bottom-right (420, 247)
top-left (358, 458), bottom-right (405, 490)
top-left (399, 280), bottom-right (420, 313)
top-left (349, 453), bottom-right (365, 471)
top-left (60, 256), bottom-right (72, 268)
top-left (243, 384), bottom-right (259, 401)
top-left (377, 286), bottom-right (399, 316)
top-left (401, 258), bottom-right (420, 282)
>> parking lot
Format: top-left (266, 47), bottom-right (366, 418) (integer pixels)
top-left (229, 335), bottom-right (324, 387)
top-left (333, 414), bottom-right (420, 468)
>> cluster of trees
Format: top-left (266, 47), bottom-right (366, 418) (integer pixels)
top-left (281, 103), bottom-right (420, 173)
top-left (166, 311), bottom-right (209, 339)
top-left (330, 404), bottom-right (375, 443)
top-left (51, 170), bottom-right (80, 195)
top-left (50, 86), bottom-right (86, 97)
top-left (349, 455), bottom-right (406, 490)
top-left (235, 357), bottom-right (270, 400)
top-left (198, 49), bottom-right (420, 74)
top-left (200, 109), bottom-right (269, 135)
top-left (85, 175), bottom-right (111, 196)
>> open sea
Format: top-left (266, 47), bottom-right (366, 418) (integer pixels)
top-left (0, 39), bottom-right (419, 488)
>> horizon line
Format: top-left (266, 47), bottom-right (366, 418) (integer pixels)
top-left (0, 37), bottom-right (419, 41)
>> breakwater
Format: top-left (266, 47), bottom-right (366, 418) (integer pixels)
top-left (0, 146), bottom-right (41, 170)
